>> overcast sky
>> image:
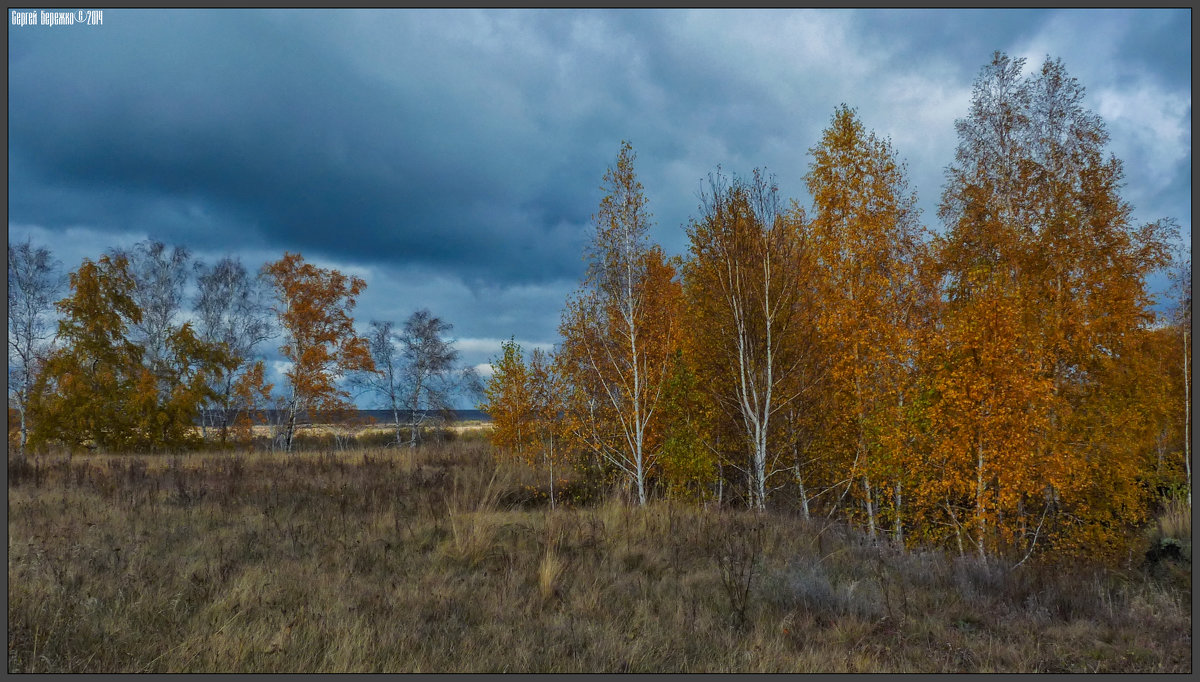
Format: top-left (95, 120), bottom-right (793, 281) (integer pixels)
top-left (8, 9), bottom-right (1191, 407)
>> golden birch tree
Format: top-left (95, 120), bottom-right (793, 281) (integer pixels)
top-left (682, 169), bottom-right (813, 511)
top-left (480, 338), bottom-right (534, 458)
top-left (935, 52), bottom-right (1177, 561)
top-left (557, 143), bottom-right (679, 506)
top-left (262, 252), bottom-right (375, 452)
top-left (28, 255), bottom-right (143, 451)
top-left (805, 105), bottom-right (928, 538)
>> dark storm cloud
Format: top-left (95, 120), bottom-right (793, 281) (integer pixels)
top-left (14, 10), bottom-right (1185, 273)
top-left (851, 9), bottom-right (1046, 78)
top-left (8, 10), bottom-right (603, 283)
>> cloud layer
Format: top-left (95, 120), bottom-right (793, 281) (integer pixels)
top-left (9, 9), bottom-right (1191, 403)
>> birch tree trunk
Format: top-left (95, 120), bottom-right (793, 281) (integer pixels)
top-left (795, 460), bottom-right (811, 521)
top-left (863, 475), bottom-right (877, 541)
top-left (976, 438), bottom-right (988, 562)
top-left (547, 433), bottom-right (556, 511)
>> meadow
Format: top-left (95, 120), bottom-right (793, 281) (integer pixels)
top-left (7, 439), bottom-right (1192, 673)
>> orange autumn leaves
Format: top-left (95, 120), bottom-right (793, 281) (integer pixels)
top-left (925, 54), bottom-right (1180, 561)
top-left (484, 54), bottom-right (1186, 565)
top-left (29, 251), bottom-right (376, 454)
top-left (480, 341), bottom-right (572, 507)
top-left (29, 254), bottom-right (237, 452)
top-left (263, 252), bottom-right (375, 452)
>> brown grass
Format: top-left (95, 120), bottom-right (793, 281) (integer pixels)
top-left (7, 444), bottom-right (1192, 673)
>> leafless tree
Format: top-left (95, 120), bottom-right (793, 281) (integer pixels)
top-left (112, 240), bottom-right (191, 395)
top-left (393, 309), bottom-right (480, 447)
top-left (193, 256), bottom-right (274, 439)
top-left (363, 320), bottom-right (407, 446)
top-left (7, 239), bottom-right (62, 453)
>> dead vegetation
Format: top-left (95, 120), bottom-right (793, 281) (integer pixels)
top-left (7, 443), bottom-right (1191, 672)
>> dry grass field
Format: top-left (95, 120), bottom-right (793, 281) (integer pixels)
top-left (201, 419), bottom-right (492, 441)
top-left (6, 442), bottom-right (1192, 673)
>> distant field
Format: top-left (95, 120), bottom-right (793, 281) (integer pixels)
top-left (195, 409), bottom-right (491, 425)
top-left (242, 420), bottom-right (492, 437)
top-left (7, 443), bottom-right (1190, 673)
top-left (189, 418), bottom-right (493, 442)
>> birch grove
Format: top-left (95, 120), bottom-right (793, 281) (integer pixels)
top-left (12, 50), bottom-right (1189, 565)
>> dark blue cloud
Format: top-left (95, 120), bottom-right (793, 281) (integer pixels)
top-left (8, 10), bottom-right (598, 282)
top-left (851, 9), bottom-right (1046, 77)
